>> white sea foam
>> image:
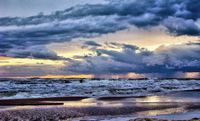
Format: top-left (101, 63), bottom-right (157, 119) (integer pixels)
top-left (0, 79), bottom-right (200, 99)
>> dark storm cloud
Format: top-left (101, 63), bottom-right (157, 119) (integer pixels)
top-left (84, 41), bottom-right (101, 47)
top-left (5, 46), bottom-right (65, 60)
top-left (0, 15), bottom-right (126, 56)
top-left (0, 0), bottom-right (106, 17)
top-left (0, 0), bottom-right (200, 59)
top-left (163, 17), bottom-right (200, 35)
top-left (65, 42), bottom-right (200, 76)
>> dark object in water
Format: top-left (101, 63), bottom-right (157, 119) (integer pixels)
top-left (79, 79), bottom-right (85, 83)
top-left (0, 96), bottom-right (89, 106)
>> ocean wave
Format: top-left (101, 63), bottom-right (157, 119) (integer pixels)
top-left (0, 79), bottom-right (200, 99)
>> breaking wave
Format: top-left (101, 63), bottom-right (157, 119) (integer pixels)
top-left (0, 78), bottom-right (200, 99)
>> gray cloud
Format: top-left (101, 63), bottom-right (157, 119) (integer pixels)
top-left (84, 41), bottom-right (101, 47)
top-left (163, 17), bottom-right (200, 35)
top-left (64, 42), bottom-right (200, 76)
top-left (5, 45), bottom-right (65, 60)
top-left (0, 0), bottom-right (106, 17)
top-left (1, 42), bottom-right (200, 77)
top-left (0, 15), bottom-right (126, 55)
top-left (0, 0), bottom-right (200, 59)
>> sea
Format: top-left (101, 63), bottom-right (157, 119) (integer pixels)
top-left (0, 78), bottom-right (200, 99)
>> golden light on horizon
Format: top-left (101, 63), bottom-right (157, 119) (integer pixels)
top-left (94, 73), bottom-right (144, 79)
top-left (185, 72), bottom-right (200, 78)
top-left (127, 73), bottom-right (145, 78)
top-left (40, 74), bottom-right (94, 79)
top-left (0, 56), bottom-right (64, 66)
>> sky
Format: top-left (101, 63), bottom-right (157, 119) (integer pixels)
top-left (0, 0), bottom-right (200, 78)
top-left (0, 0), bottom-right (107, 17)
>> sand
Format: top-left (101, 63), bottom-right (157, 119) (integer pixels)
top-left (0, 91), bottom-right (200, 121)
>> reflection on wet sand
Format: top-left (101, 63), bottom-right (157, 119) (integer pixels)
top-left (136, 107), bottom-right (186, 117)
top-left (0, 91), bottom-right (200, 120)
top-left (136, 96), bottom-right (165, 102)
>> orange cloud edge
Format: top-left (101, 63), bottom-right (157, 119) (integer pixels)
top-left (0, 73), bottom-right (145, 79)
top-left (0, 73), bottom-right (199, 79)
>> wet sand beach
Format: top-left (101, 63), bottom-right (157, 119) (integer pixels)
top-left (0, 91), bottom-right (200, 121)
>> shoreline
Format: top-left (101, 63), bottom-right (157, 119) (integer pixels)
top-left (0, 91), bottom-right (200, 120)
top-left (1, 102), bottom-right (200, 121)
top-left (1, 89), bottom-right (200, 106)
top-left (0, 96), bottom-right (89, 106)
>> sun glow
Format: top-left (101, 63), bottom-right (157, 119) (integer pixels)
top-left (0, 56), bottom-right (64, 66)
top-left (185, 72), bottom-right (200, 78)
top-left (40, 74), bottom-right (94, 79)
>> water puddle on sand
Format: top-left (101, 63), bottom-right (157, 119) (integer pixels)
top-left (69, 91), bottom-right (200, 121)
top-left (71, 110), bottom-right (200, 121)
top-left (61, 91), bottom-right (200, 108)
top-left (0, 91), bottom-right (200, 121)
